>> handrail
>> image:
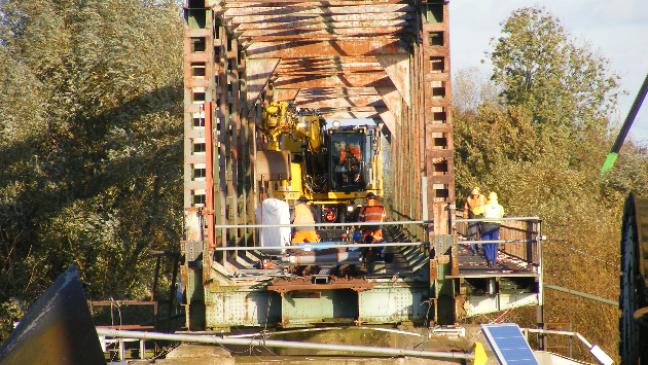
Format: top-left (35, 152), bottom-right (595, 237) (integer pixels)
top-left (455, 217), bottom-right (541, 223)
top-left (212, 241), bottom-right (425, 251)
top-left (96, 328), bottom-right (474, 360)
top-left (213, 220), bottom-right (431, 229)
top-left (458, 239), bottom-right (536, 245)
top-left (211, 216), bottom-right (540, 229)
top-left (522, 328), bottom-right (614, 365)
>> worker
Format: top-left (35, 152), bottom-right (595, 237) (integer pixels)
top-left (473, 192), bottom-right (504, 268)
top-left (345, 143), bottom-right (362, 183)
top-left (347, 142), bottom-right (361, 160)
top-left (359, 193), bottom-right (386, 259)
top-left (464, 187), bottom-right (486, 254)
top-left (335, 141), bottom-right (348, 185)
top-left (291, 196), bottom-right (320, 244)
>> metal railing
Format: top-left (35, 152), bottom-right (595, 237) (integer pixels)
top-left (89, 300), bottom-right (158, 361)
top-left (213, 241), bottom-right (425, 251)
top-left (208, 219), bottom-right (431, 254)
top-left (194, 214), bottom-right (544, 281)
top-left (454, 216), bottom-right (543, 267)
top-left (96, 328), bottom-right (474, 361)
top-left (211, 220), bottom-right (431, 229)
top-left (522, 328), bottom-right (614, 365)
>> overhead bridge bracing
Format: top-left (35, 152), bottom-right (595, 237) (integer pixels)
top-left (182, 0), bottom-right (455, 241)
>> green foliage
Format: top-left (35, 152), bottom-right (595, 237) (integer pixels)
top-left (0, 0), bottom-right (183, 340)
top-left (455, 6), bottom-right (648, 361)
top-left (491, 7), bottom-right (619, 131)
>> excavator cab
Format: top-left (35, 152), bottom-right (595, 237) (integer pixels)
top-left (327, 126), bottom-right (377, 192)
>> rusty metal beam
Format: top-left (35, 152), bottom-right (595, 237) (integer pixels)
top-left (376, 54), bottom-right (411, 107)
top-left (242, 34), bottom-right (403, 42)
top-left (296, 87), bottom-right (378, 96)
top-left (227, 12), bottom-right (414, 24)
top-left (233, 19), bottom-right (410, 31)
top-left (247, 39), bottom-right (406, 58)
top-left (324, 111), bottom-right (382, 119)
top-left (267, 277), bottom-right (375, 293)
top-left (225, 0), bottom-right (408, 5)
top-left (294, 95), bottom-right (385, 109)
top-left (378, 110), bottom-right (397, 136)
top-left (204, 102), bottom-right (216, 249)
top-left (273, 73), bottom-right (392, 89)
top-left (375, 86), bottom-right (402, 135)
top-left (239, 27), bottom-right (406, 38)
top-left (229, 36), bottom-right (242, 244)
top-left (273, 88), bottom-right (301, 102)
top-left (316, 106), bottom-right (388, 113)
top-left (277, 69), bottom-right (383, 76)
top-left (246, 58), bottom-right (280, 109)
top-left (276, 58), bottom-right (384, 75)
top-left (225, 5), bottom-right (413, 16)
top-left (376, 86), bottom-right (403, 122)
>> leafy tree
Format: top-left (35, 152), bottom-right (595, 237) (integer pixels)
top-left (455, 7), bottom-right (648, 361)
top-left (0, 0), bottom-right (183, 340)
top-left (453, 67), bottom-right (497, 113)
top-left (490, 7), bottom-right (619, 132)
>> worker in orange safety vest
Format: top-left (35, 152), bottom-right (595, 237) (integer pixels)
top-left (358, 193), bottom-right (387, 260)
top-left (359, 192), bottom-right (386, 241)
top-left (464, 187), bottom-right (486, 254)
top-left (338, 143), bottom-right (362, 184)
top-left (291, 196), bottom-right (320, 244)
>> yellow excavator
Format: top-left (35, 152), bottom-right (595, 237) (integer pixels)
top-left (256, 101), bottom-right (383, 223)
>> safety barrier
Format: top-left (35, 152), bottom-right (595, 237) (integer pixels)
top-left (202, 217), bottom-right (543, 268)
top-left (454, 216), bottom-right (543, 268)
top-left (522, 328), bottom-right (613, 365)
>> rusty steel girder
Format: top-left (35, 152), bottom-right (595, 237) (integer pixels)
top-left (268, 276), bottom-right (376, 293)
top-left (182, 0), bottom-right (456, 328)
top-left (181, 0), bottom-right (455, 253)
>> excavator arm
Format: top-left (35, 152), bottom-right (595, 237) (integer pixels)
top-left (262, 101), bottom-right (323, 153)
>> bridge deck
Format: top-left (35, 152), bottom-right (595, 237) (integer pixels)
top-left (450, 245), bottom-right (537, 279)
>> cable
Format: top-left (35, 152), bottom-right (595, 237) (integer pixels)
top-left (544, 242), bottom-right (617, 266)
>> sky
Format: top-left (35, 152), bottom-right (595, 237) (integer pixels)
top-left (450, 0), bottom-right (648, 143)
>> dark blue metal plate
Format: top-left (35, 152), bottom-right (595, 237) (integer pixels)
top-left (482, 324), bottom-right (538, 365)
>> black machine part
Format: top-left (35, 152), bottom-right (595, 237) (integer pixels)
top-left (619, 193), bottom-right (648, 364)
top-left (0, 265), bottom-right (105, 365)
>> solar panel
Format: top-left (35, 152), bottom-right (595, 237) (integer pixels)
top-left (482, 324), bottom-right (539, 365)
